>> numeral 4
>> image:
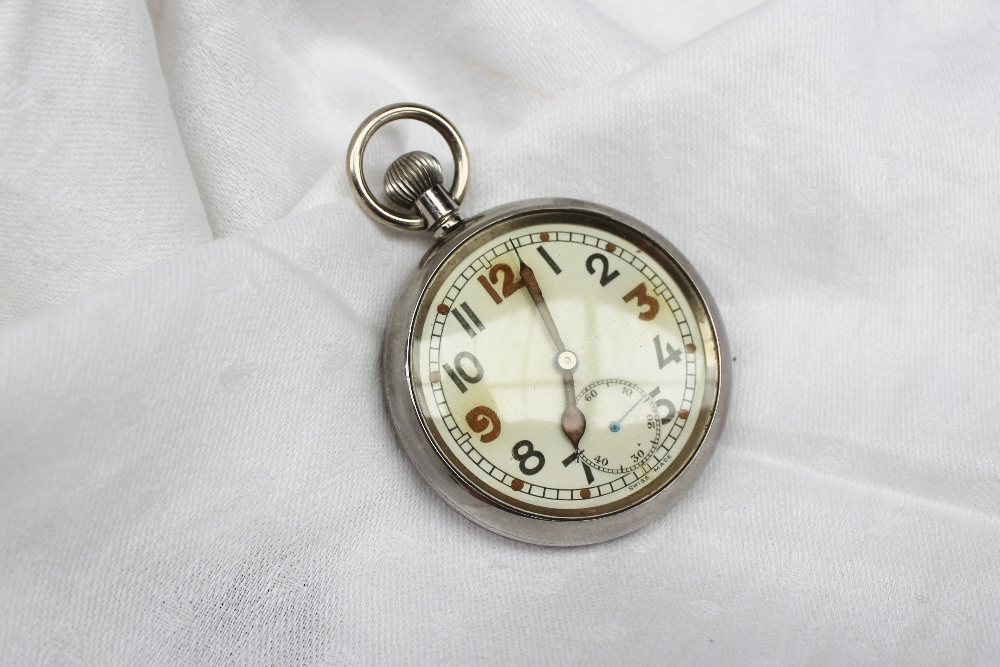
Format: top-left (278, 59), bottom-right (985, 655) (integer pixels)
top-left (653, 335), bottom-right (681, 368)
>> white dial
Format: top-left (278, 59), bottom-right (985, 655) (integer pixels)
top-left (410, 214), bottom-right (717, 519)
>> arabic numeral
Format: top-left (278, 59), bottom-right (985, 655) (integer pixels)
top-left (443, 351), bottom-right (484, 394)
top-left (512, 440), bottom-right (545, 475)
top-left (623, 282), bottom-right (659, 321)
top-left (465, 405), bottom-right (501, 443)
top-left (585, 253), bottom-right (620, 286)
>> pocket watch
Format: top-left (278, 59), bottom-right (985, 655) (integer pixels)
top-left (347, 103), bottom-right (729, 546)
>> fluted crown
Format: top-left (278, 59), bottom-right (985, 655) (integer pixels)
top-left (384, 151), bottom-right (443, 209)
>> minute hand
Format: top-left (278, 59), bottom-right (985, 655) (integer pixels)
top-left (519, 262), bottom-right (586, 449)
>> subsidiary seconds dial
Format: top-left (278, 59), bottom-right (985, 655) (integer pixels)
top-left (574, 379), bottom-right (661, 475)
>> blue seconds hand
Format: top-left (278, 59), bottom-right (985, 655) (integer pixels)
top-left (609, 394), bottom-right (645, 433)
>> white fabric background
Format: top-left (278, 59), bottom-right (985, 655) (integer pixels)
top-left (2, 0), bottom-right (999, 664)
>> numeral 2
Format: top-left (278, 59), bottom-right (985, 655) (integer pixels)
top-left (478, 262), bottom-right (524, 304)
top-left (466, 405), bottom-right (501, 443)
top-left (623, 283), bottom-right (659, 321)
top-left (586, 253), bottom-right (620, 286)
top-left (443, 351), bottom-right (484, 393)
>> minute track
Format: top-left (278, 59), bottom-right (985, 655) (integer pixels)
top-left (421, 222), bottom-right (701, 507)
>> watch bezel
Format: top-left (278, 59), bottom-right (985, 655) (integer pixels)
top-left (382, 198), bottom-right (730, 546)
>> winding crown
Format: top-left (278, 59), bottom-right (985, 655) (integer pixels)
top-left (384, 151), bottom-right (443, 210)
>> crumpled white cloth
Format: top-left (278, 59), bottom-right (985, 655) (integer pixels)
top-left (2, 0), bottom-right (1000, 664)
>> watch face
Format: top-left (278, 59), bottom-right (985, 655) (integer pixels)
top-left (408, 209), bottom-right (722, 520)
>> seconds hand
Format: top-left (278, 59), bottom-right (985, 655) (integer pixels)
top-left (609, 394), bottom-right (645, 433)
top-left (516, 249), bottom-right (593, 485)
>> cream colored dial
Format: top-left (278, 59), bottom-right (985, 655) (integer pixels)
top-left (410, 216), bottom-right (715, 519)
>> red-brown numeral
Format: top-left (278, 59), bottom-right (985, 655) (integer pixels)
top-left (477, 275), bottom-right (502, 304)
top-left (489, 263), bottom-right (525, 298)
top-left (466, 405), bottom-right (501, 443)
top-left (623, 283), bottom-right (659, 321)
top-left (478, 261), bottom-right (527, 305)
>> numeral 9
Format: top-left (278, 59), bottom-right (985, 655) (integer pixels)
top-left (466, 405), bottom-right (501, 443)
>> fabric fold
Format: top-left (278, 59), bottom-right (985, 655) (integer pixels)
top-left (0, 0), bottom-right (212, 325)
top-left (1, 0), bottom-right (998, 662)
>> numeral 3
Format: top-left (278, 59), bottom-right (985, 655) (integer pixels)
top-left (623, 282), bottom-right (659, 320)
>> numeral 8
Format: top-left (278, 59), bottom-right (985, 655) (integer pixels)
top-left (512, 440), bottom-right (545, 475)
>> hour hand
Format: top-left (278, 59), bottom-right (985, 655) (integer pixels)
top-left (561, 383), bottom-right (586, 449)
